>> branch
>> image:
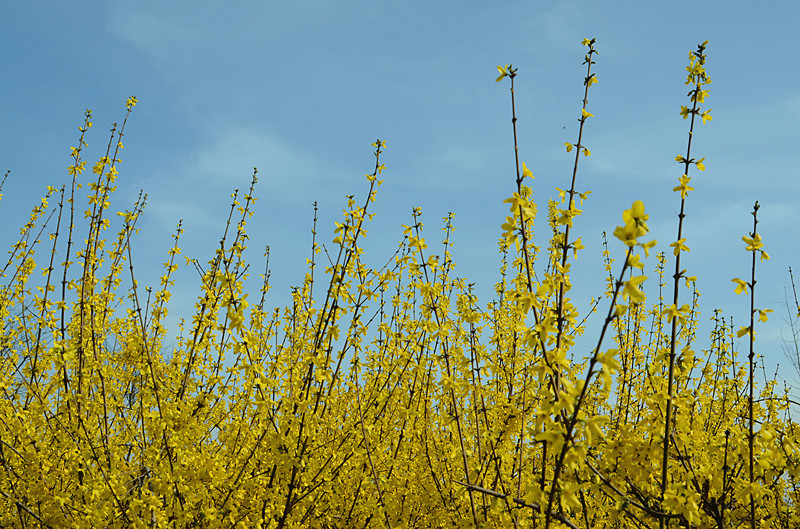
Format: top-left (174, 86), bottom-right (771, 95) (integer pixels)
top-left (453, 480), bottom-right (578, 529)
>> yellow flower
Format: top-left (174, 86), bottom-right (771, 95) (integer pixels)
top-left (742, 233), bottom-right (763, 251)
top-left (661, 304), bottom-right (680, 323)
top-left (626, 253), bottom-right (643, 270)
top-left (629, 200), bottom-right (646, 222)
top-left (661, 303), bottom-right (691, 325)
top-left (701, 109), bottom-right (712, 124)
top-left (581, 108), bottom-right (594, 119)
top-left (126, 96), bottom-right (138, 109)
top-left (586, 415), bottom-right (609, 445)
top-left (614, 201), bottom-right (650, 247)
top-left (503, 192), bottom-right (525, 213)
top-left (522, 162), bottom-right (534, 179)
top-left (732, 277), bottom-right (749, 295)
top-left (679, 269), bottom-right (697, 288)
top-left (642, 239), bottom-right (657, 257)
top-left (496, 64), bottom-right (509, 82)
top-left (68, 161), bottom-right (87, 175)
top-left (560, 481), bottom-right (583, 512)
top-left (596, 349), bottom-right (620, 372)
top-left (672, 175), bottom-right (694, 199)
top-left (670, 238), bottom-right (690, 256)
top-left (758, 309), bottom-right (773, 322)
top-left (501, 216), bottom-right (517, 243)
top-left (534, 318), bottom-right (558, 345)
top-left (622, 275), bottom-right (647, 303)
top-left (534, 430), bottom-right (564, 451)
top-left (408, 236), bottom-right (427, 251)
top-left (694, 88), bottom-right (710, 103)
top-left (571, 237), bottom-right (584, 258)
top-left (92, 159), bottom-right (108, 174)
top-left (694, 157), bottom-right (706, 171)
top-left (565, 142), bottom-right (573, 152)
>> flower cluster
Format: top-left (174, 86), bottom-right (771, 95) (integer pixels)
top-left (0, 43), bottom-right (795, 529)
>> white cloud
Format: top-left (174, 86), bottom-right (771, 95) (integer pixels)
top-left (139, 126), bottom-right (357, 235)
top-left (107, 9), bottom-right (197, 58)
top-left (419, 142), bottom-right (499, 189)
top-left (190, 127), bottom-right (355, 192)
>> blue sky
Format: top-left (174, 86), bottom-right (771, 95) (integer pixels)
top-left (2, 1), bottom-right (799, 390)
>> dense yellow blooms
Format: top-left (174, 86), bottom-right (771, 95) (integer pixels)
top-left (0, 43), bottom-right (797, 529)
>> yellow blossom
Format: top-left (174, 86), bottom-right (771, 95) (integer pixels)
top-left (496, 64), bottom-right (510, 82)
top-left (642, 239), bottom-right (657, 257)
top-left (522, 162), bottom-right (534, 179)
top-left (622, 275), bottom-right (647, 303)
top-left (742, 233), bottom-right (763, 251)
top-left (661, 303), bottom-right (691, 325)
top-left (626, 253), bottom-right (643, 270)
top-left (613, 200), bottom-right (650, 247)
top-left (586, 415), bottom-right (610, 445)
top-left (571, 237), bottom-right (585, 258)
top-left (670, 238), bottom-right (690, 256)
top-left (673, 174), bottom-right (694, 199)
top-left (695, 157), bottom-right (706, 171)
top-left (732, 277), bottom-right (749, 295)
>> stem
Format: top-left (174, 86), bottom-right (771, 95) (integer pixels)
top-left (747, 201), bottom-right (760, 529)
top-left (660, 41), bottom-right (709, 528)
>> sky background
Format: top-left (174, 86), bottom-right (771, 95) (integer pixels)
top-left (2, 1), bottom-right (799, 393)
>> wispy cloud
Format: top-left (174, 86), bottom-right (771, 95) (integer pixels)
top-left (412, 142), bottom-right (501, 190)
top-left (107, 9), bottom-right (197, 59)
top-left (139, 126), bottom-right (355, 234)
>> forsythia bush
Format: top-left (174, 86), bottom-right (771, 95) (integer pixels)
top-left (0, 39), bottom-right (797, 528)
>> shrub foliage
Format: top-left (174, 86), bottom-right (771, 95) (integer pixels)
top-left (0, 40), bottom-right (797, 528)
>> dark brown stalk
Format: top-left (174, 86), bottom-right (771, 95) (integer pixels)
top-left (354, 361), bottom-right (393, 529)
top-left (544, 247), bottom-right (633, 529)
top-left (27, 187), bottom-right (61, 394)
top-left (555, 38), bottom-right (597, 359)
top-left (60, 111), bottom-right (93, 397)
top-left (411, 216), bottom-right (482, 527)
top-left (660, 41), bottom-right (709, 529)
top-left (747, 201), bottom-right (760, 529)
top-left (498, 65), bottom-right (555, 520)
